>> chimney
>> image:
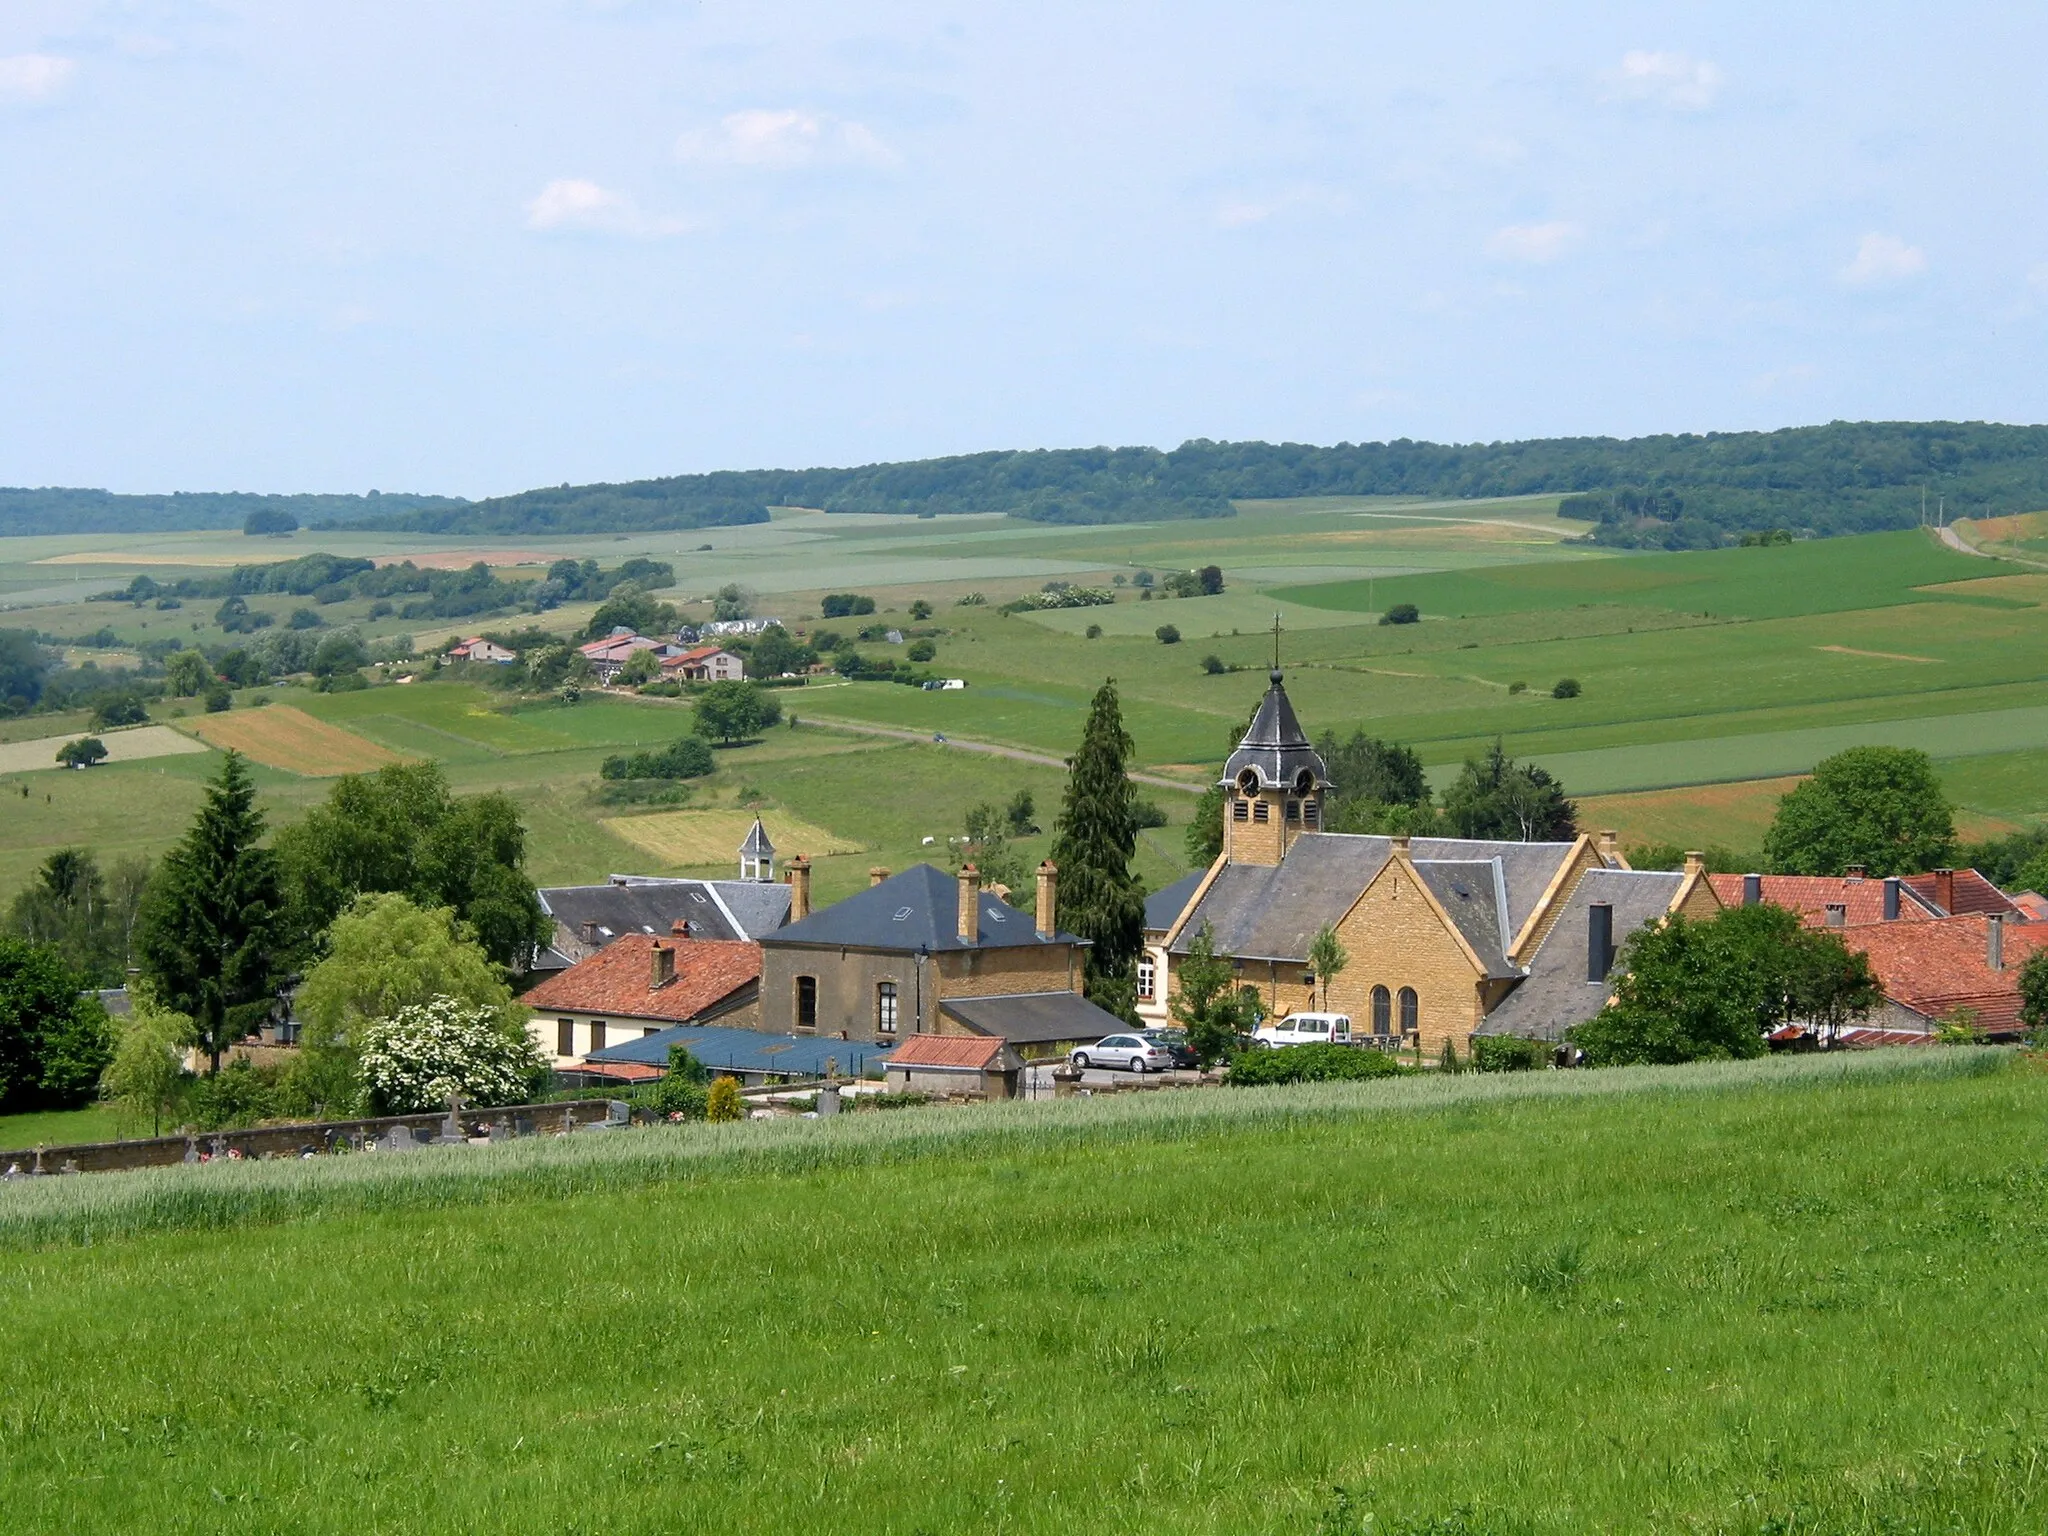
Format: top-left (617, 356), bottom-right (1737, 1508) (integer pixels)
top-left (1036, 859), bottom-right (1058, 939)
top-left (1934, 868), bottom-right (1956, 915)
top-left (650, 940), bottom-right (676, 990)
top-left (1742, 873), bottom-right (1762, 907)
top-left (579, 919), bottom-right (599, 945)
top-left (868, 866), bottom-right (890, 888)
top-left (958, 864), bottom-right (981, 944)
top-left (671, 919), bottom-right (689, 937)
top-left (1391, 833), bottom-right (1411, 854)
top-left (1845, 864), bottom-right (1867, 881)
top-left (1587, 901), bottom-right (1614, 983)
top-left (1598, 829), bottom-right (1619, 866)
top-left (787, 855), bottom-right (811, 922)
top-left (1883, 877), bottom-right (1900, 921)
top-left (1683, 850), bottom-right (1705, 878)
top-left (1824, 902), bottom-right (1846, 929)
top-left (1988, 914), bottom-right (2005, 972)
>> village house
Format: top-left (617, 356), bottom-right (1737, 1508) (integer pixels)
top-left (446, 636), bottom-right (518, 664)
top-left (1144, 668), bottom-right (1718, 1055)
top-left (530, 828), bottom-right (790, 976)
top-left (577, 627), bottom-right (662, 683)
top-left (520, 933), bottom-right (762, 1068)
top-left (754, 856), bottom-right (1123, 1056)
top-left (659, 644), bottom-right (745, 682)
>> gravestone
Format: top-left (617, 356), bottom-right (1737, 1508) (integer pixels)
top-left (380, 1124), bottom-right (416, 1154)
top-left (488, 1119), bottom-right (510, 1144)
top-left (816, 1085), bottom-right (842, 1116)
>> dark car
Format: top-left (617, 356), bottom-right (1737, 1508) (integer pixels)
top-left (1139, 1028), bottom-right (1197, 1069)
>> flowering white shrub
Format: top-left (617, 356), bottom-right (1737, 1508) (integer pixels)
top-left (356, 996), bottom-right (544, 1113)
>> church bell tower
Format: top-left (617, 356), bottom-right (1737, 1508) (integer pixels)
top-left (1220, 664), bottom-right (1330, 867)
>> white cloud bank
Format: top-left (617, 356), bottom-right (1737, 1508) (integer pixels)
top-left (523, 178), bottom-right (688, 237)
top-left (1840, 232), bottom-right (1927, 287)
top-left (1486, 221), bottom-right (1583, 263)
top-left (675, 109), bottom-right (896, 170)
top-left (1605, 50), bottom-right (1723, 111)
top-left (0, 53), bottom-right (77, 105)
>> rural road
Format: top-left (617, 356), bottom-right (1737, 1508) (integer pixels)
top-left (796, 712), bottom-right (1206, 794)
top-left (1936, 522), bottom-right (2048, 571)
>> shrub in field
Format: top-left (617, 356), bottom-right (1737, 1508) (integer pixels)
top-left (693, 680), bottom-right (781, 744)
top-left (1471, 1035), bottom-right (1546, 1073)
top-left (1201, 654), bottom-right (1226, 674)
top-left (820, 593), bottom-right (876, 618)
top-left (1552, 677), bottom-right (1581, 699)
top-left (1380, 602), bottom-right (1420, 625)
top-left (1084, 623), bottom-right (1102, 639)
top-left (90, 695), bottom-right (148, 729)
top-left (1227, 1042), bottom-right (1406, 1086)
top-left (705, 1075), bottom-right (745, 1122)
top-left (909, 600), bottom-right (933, 620)
top-left (600, 737), bottom-right (715, 781)
top-left (55, 737), bottom-right (107, 769)
top-left (1155, 624), bottom-right (1181, 645)
top-left (357, 996), bottom-right (546, 1114)
top-left (906, 639), bottom-right (937, 663)
top-left (1508, 680), bottom-right (1527, 694)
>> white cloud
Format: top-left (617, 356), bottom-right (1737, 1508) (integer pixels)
top-left (523, 178), bottom-right (687, 237)
top-left (0, 53), bottom-right (77, 105)
top-left (1840, 232), bottom-right (1927, 288)
top-left (1605, 50), bottom-right (1723, 111)
top-left (1486, 221), bottom-right (1583, 263)
top-left (675, 109), bottom-right (896, 170)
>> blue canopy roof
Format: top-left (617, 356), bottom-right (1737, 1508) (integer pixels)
top-left (585, 1023), bottom-right (894, 1078)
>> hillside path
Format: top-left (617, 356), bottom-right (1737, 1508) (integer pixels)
top-left (1938, 523), bottom-right (2048, 570)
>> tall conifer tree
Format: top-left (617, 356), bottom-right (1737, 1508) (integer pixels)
top-left (1051, 679), bottom-right (1146, 1010)
top-left (137, 751), bottom-right (285, 1073)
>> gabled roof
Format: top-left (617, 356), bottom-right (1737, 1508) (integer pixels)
top-left (1900, 870), bottom-right (2022, 920)
top-left (1410, 859), bottom-right (1513, 977)
top-left (1143, 870), bottom-right (1206, 935)
top-left (1707, 873), bottom-right (1939, 927)
top-left (761, 863), bottom-right (1082, 954)
top-left (521, 936), bottom-right (760, 1025)
top-left (537, 878), bottom-right (791, 950)
top-left (1476, 868), bottom-right (1689, 1041)
top-left (888, 1033), bottom-right (1012, 1071)
top-left (937, 990), bottom-right (1130, 1045)
top-left (1222, 671), bottom-right (1330, 793)
top-left (1167, 833), bottom-right (1579, 963)
top-left (1846, 915), bottom-right (2048, 1035)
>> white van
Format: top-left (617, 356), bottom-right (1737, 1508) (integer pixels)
top-left (1252, 1012), bottom-right (1352, 1048)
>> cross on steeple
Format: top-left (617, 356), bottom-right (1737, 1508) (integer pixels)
top-left (1270, 612), bottom-right (1283, 673)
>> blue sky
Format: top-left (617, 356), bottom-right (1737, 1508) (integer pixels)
top-left (2, 2), bottom-right (2044, 497)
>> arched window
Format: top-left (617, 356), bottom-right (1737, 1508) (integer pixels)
top-left (1397, 986), bottom-right (1418, 1035)
top-left (1371, 985), bottom-right (1391, 1035)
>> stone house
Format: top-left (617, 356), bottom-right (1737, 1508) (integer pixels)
top-left (884, 1033), bottom-right (1026, 1098)
top-left (1145, 668), bottom-right (1717, 1056)
top-left (520, 933), bottom-right (761, 1067)
top-left (755, 858), bottom-right (1124, 1056)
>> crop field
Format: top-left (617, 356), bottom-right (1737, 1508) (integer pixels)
top-left (183, 705), bottom-right (407, 776)
top-left (0, 723), bottom-right (208, 775)
top-left (602, 807), bottom-right (863, 864)
top-left (2, 1051), bottom-right (2044, 1532)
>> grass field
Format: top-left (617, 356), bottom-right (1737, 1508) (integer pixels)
top-left (184, 705), bottom-right (407, 776)
top-left (602, 807), bottom-right (864, 864)
top-left (2, 1051), bottom-right (2043, 1532)
top-left (0, 723), bottom-right (208, 774)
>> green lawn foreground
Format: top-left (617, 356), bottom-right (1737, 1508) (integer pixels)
top-left (3, 1052), bottom-right (2045, 1534)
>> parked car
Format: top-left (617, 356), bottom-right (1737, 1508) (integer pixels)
top-left (1252, 1012), bottom-right (1353, 1049)
top-left (1139, 1028), bottom-right (1198, 1069)
top-left (1071, 1032), bottom-right (1181, 1073)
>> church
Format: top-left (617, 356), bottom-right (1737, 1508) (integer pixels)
top-left (1140, 667), bottom-right (1721, 1055)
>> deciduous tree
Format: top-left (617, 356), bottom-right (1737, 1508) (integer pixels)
top-left (0, 937), bottom-right (115, 1110)
top-left (1443, 739), bottom-right (1576, 842)
top-left (1170, 925), bottom-right (1255, 1067)
top-left (1763, 746), bottom-right (1955, 877)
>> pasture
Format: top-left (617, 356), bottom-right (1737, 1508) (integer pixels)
top-left (2, 1051), bottom-right (2044, 1532)
top-left (602, 807), bottom-right (863, 864)
top-left (184, 705), bottom-right (407, 776)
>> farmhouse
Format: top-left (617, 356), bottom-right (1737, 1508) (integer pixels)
top-left (520, 933), bottom-right (762, 1067)
top-left (754, 857), bottom-right (1122, 1054)
top-left (1145, 669), bottom-right (1718, 1055)
top-left (660, 644), bottom-right (745, 682)
top-left (446, 637), bottom-right (517, 664)
top-left (577, 628), bottom-right (661, 683)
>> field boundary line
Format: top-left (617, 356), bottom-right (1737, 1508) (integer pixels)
top-left (795, 712), bottom-right (1205, 794)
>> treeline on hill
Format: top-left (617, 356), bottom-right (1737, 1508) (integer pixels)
top-left (13, 421), bottom-right (2048, 541)
top-left (93, 554), bottom-right (673, 624)
top-left (0, 488), bottom-right (461, 538)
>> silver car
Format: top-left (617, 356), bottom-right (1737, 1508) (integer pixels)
top-left (1071, 1033), bottom-right (1178, 1073)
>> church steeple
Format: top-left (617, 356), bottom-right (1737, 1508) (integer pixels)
top-left (1219, 654), bottom-right (1329, 866)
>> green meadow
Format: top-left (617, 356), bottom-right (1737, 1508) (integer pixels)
top-left (3, 1051), bottom-right (2045, 1533)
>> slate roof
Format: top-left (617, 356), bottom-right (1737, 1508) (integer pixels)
top-left (1144, 870), bottom-right (1206, 935)
top-left (1222, 671), bottom-right (1330, 792)
top-left (585, 1023), bottom-right (893, 1078)
top-left (521, 936), bottom-right (761, 1026)
top-left (1167, 833), bottom-right (1578, 963)
top-left (1476, 869), bottom-right (1688, 1041)
top-left (1411, 860), bottom-right (1513, 977)
top-left (1846, 915), bottom-right (2048, 1035)
top-left (535, 877), bottom-right (791, 967)
top-left (1706, 873), bottom-right (1939, 928)
top-left (937, 990), bottom-right (1131, 1046)
top-left (887, 1033), bottom-right (1012, 1071)
top-left (739, 817), bottom-right (775, 858)
top-left (761, 863), bottom-right (1084, 954)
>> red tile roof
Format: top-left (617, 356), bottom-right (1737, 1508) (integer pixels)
top-left (1900, 869), bottom-right (2022, 919)
top-left (522, 935), bottom-right (760, 1025)
top-left (887, 1033), bottom-right (1007, 1070)
top-left (573, 1060), bottom-right (666, 1082)
top-left (1707, 873), bottom-right (1938, 928)
top-left (1846, 916), bottom-right (2048, 1035)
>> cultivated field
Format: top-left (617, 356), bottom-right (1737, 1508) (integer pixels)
top-left (602, 807), bottom-right (864, 864)
top-left (2, 1051), bottom-right (2042, 1532)
top-left (184, 705), bottom-right (407, 776)
top-left (0, 723), bottom-right (208, 775)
